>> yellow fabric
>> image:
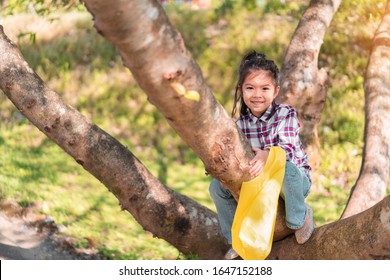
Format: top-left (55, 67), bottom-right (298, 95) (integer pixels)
top-left (232, 146), bottom-right (286, 260)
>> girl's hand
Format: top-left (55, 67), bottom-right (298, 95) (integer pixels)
top-left (249, 147), bottom-right (269, 177)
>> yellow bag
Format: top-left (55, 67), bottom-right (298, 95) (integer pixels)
top-left (232, 146), bottom-right (286, 260)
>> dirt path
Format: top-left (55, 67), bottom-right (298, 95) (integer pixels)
top-left (0, 201), bottom-right (102, 260)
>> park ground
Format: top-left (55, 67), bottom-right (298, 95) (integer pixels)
top-left (0, 201), bottom-right (102, 260)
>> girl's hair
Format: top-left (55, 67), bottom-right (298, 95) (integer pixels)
top-left (232, 50), bottom-right (280, 117)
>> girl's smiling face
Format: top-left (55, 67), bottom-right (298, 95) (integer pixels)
top-left (242, 70), bottom-right (280, 117)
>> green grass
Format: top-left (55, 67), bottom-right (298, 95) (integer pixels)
top-left (0, 123), bottom-right (211, 260)
top-left (0, 119), bottom-right (352, 260)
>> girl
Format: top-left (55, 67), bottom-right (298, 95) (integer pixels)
top-left (209, 51), bottom-right (315, 259)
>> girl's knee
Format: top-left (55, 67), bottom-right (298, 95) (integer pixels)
top-left (209, 179), bottom-right (231, 199)
top-left (284, 161), bottom-right (299, 180)
top-left (283, 161), bottom-right (311, 196)
top-left (209, 178), bottom-right (221, 196)
top-left (282, 161), bottom-right (304, 196)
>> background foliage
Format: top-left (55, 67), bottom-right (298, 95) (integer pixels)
top-left (0, 0), bottom-right (388, 259)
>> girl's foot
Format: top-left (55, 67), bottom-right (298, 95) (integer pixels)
top-left (224, 247), bottom-right (239, 260)
top-left (295, 205), bottom-right (315, 244)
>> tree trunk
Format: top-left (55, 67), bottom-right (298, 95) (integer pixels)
top-left (82, 0), bottom-right (254, 199)
top-left (341, 0), bottom-right (390, 219)
top-left (269, 196), bottom-right (390, 259)
top-left (82, 0), bottom-right (293, 239)
top-left (0, 25), bottom-right (228, 259)
top-left (0, 23), bottom-right (294, 258)
top-left (277, 0), bottom-right (341, 173)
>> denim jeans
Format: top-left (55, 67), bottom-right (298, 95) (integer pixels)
top-left (209, 160), bottom-right (311, 244)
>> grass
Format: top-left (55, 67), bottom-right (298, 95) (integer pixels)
top-left (0, 119), bottom-right (352, 259)
top-left (0, 122), bottom-right (212, 259)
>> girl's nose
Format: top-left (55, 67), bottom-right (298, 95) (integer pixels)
top-left (254, 88), bottom-right (262, 97)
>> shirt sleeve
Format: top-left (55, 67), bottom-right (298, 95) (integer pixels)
top-left (235, 118), bottom-right (243, 130)
top-left (276, 107), bottom-right (303, 162)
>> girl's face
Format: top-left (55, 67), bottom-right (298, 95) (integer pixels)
top-left (242, 70), bottom-right (280, 117)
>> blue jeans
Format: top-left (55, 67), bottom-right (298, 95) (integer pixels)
top-left (209, 161), bottom-right (311, 244)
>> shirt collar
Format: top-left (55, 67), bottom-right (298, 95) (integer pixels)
top-left (248, 102), bottom-right (276, 123)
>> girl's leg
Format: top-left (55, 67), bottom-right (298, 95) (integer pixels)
top-left (209, 178), bottom-right (237, 244)
top-left (281, 161), bottom-right (311, 229)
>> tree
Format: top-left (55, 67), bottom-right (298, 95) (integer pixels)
top-left (0, 0), bottom-right (389, 259)
top-left (276, 0), bottom-right (341, 173)
top-left (0, 25), bottom-right (229, 259)
top-left (341, 0), bottom-right (390, 218)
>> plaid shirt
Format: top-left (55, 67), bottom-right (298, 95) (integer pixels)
top-left (236, 102), bottom-right (312, 182)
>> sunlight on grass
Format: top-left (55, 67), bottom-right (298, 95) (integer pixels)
top-left (0, 124), bottom-right (183, 259)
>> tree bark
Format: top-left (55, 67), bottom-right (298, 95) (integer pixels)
top-left (269, 196), bottom-right (390, 259)
top-left (341, 0), bottom-right (390, 219)
top-left (82, 0), bottom-right (254, 199)
top-left (0, 22), bottom-right (293, 258)
top-left (82, 0), bottom-right (294, 239)
top-left (277, 0), bottom-right (341, 173)
top-left (0, 25), bottom-right (228, 259)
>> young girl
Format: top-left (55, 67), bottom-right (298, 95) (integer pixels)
top-left (209, 51), bottom-right (315, 259)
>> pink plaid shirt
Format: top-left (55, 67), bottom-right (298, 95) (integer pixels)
top-left (236, 102), bottom-right (312, 182)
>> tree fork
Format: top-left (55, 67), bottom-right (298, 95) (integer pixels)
top-left (0, 25), bottom-right (228, 259)
top-left (82, 0), bottom-right (255, 198)
top-left (82, 0), bottom-right (294, 240)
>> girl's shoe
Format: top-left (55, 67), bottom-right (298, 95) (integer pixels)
top-left (295, 205), bottom-right (315, 244)
top-left (224, 247), bottom-right (239, 260)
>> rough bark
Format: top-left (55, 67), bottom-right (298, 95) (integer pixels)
top-left (0, 23), bottom-right (294, 258)
top-left (341, 0), bottom-right (390, 219)
top-left (0, 25), bottom-right (228, 259)
top-left (82, 0), bottom-right (254, 199)
top-left (269, 196), bottom-right (390, 260)
top-left (81, 0), bottom-right (294, 240)
top-left (277, 0), bottom-right (341, 173)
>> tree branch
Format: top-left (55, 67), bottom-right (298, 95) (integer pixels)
top-left (341, 0), bottom-right (390, 218)
top-left (82, 0), bottom-right (255, 198)
top-left (0, 25), bottom-right (228, 259)
top-left (277, 0), bottom-right (341, 171)
top-left (269, 196), bottom-right (390, 259)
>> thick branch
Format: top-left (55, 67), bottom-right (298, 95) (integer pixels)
top-left (82, 0), bottom-right (254, 198)
top-left (341, 0), bottom-right (390, 218)
top-left (0, 21), bottom-right (291, 259)
top-left (277, 0), bottom-right (341, 171)
top-left (0, 25), bottom-right (227, 259)
top-left (79, 0), bottom-right (390, 259)
top-left (81, 0), bottom-right (295, 241)
top-left (269, 196), bottom-right (390, 259)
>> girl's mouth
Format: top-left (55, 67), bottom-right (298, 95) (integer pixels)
top-left (251, 100), bottom-right (264, 105)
